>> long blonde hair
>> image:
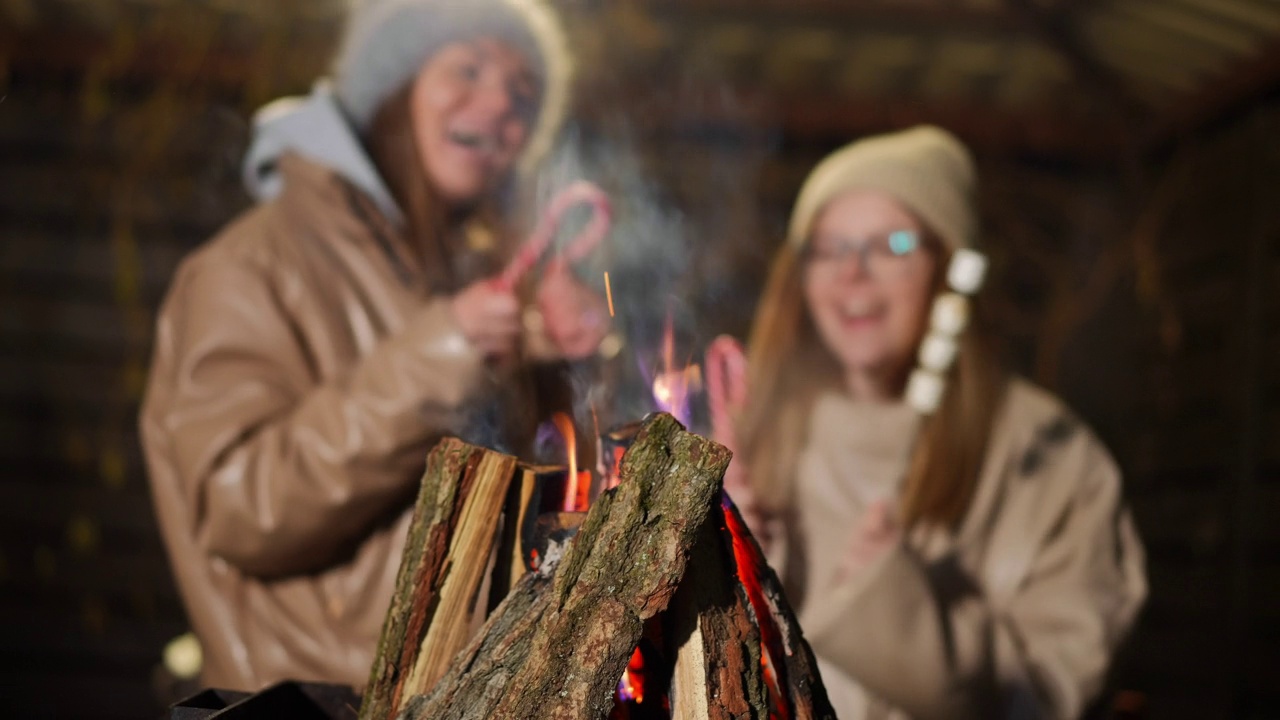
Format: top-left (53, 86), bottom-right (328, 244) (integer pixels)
top-left (737, 234), bottom-right (1008, 530)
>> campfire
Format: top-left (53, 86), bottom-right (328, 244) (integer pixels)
top-left (357, 413), bottom-right (834, 720)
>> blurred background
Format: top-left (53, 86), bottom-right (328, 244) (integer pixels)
top-left (2, 0), bottom-right (1279, 717)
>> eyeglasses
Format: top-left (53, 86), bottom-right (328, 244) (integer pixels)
top-left (803, 229), bottom-right (923, 277)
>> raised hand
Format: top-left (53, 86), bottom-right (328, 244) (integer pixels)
top-left (451, 278), bottom-right (522, 359)
top-left (534, 258), bottom-right (610, 359)
top-left (705, 335), bottom-right (767, 536)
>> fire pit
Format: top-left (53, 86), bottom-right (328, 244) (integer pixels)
top-left (168, 682), bottom-right (359, 719)
top-left (360, 413), bottom-right (834, 720)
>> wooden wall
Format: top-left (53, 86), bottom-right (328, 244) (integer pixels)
top-left (0, 32), bottom-right (256, 719)
top-left (1112, 105), bottom-right (1280, 718)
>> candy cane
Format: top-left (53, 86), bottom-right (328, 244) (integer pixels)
top-left (495, 181), bottom-right (612, 291)
top-left (705, 334), bottom-right (748, 449)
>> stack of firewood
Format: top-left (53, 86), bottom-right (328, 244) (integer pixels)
top-left (359, 414), bottom-right (834, 720)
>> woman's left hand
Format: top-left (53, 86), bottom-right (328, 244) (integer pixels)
top-left (838, 500), bottom-right (900, 581)
top-left (535, 258), bottom-right (610, 359)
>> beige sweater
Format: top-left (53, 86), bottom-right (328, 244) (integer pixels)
top-left (776, 379), bottom-right (1146, 720)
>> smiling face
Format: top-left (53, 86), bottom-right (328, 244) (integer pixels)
top-left (409, 37), bottom-right (538, 205)
top-left (801, 189), bottom-right (939, 398)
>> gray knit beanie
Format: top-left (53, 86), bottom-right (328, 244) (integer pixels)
top-left (787, 125), bottom-right (978, 251)
top-left (332, 0), bottom-right (572, 171)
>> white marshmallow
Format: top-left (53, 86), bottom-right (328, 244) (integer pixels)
top-left (930, 293), bottom-right (969, 336)
top-left (906, 369), bottom-right (946, 415)
top-left (918, 333), bottom-right (959, 373)
top-left (947, 248), bottom-right (988, 295)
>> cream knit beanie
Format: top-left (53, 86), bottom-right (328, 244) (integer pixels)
top-left (787, 125), bottom-right (978, 251)
top-left (787, 125), bottom-right (987, 415)
top-left (332, 0), bottom-right (573, 172)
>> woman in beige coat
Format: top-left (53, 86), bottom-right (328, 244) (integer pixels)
top-left (718, 126), bottom-right (1146, 719)
top-left (140, 0), bottom-right (605, 692)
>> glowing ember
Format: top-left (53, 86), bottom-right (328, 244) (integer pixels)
top-left (604, 271), bottom-right (615, 317)
top-left (551, 412), bottom-right (591, 512)
top-left (722, 493), bottom-right (790, 720)
top-left (616, 647), bottom-right (646, 703)
top-left (599, 421), bottom-right (641, 491)
top-left (606, 446), bottom-right (626, 490)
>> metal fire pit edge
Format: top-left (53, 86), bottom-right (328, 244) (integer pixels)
top-left (169, 681), bottom-right (361, 719)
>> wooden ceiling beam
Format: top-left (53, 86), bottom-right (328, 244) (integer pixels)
top-left (776, 96), bottom-right (1128, 161)
top-left (0, 26), bottom-right (333, 97)
top-left (4, 22), bottom-right (1128, 161)
top-left (1003, 0), bottom-right (1151, 126)
top-left (1144, 38), bottom-right (1280, 154)
top-left (574, 82), bottom-right (1130, 162)
top-left (635, 0), bottom-right (1027, 34)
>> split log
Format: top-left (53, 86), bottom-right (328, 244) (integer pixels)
top-left (672, 496), bottom-right (836, 719)
top-left (721, 496), bottom-right (835, 720)
top-left (359, 440), bottom-right (520, 720)
top-left (667, 514), bottom-right (765, 719)
top-left (396, 413), bottom-right (730, 720)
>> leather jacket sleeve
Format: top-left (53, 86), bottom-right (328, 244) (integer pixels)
top-left (142, 256), bottom-right (486, 578)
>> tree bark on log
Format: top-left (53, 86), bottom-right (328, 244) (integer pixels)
top-left (720, 497), bottom-right (836, 720)
top-left (396, 413), bottom-right (731, 720)
top-left (667, 514), bottom-right (765, 719)
top-left (666, 496), bottom-right (836, 720)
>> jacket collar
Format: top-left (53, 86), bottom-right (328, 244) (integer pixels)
top-left (242, 80), bottom-right (405, 229)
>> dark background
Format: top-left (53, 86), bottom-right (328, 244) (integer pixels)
top-left (2, 0), bottom-right (1279, 717)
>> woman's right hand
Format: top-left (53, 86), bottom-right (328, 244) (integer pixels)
top-left (451, 279), bottom-right (522, 359)
top-left (706, 335), bottom-right (771, 541)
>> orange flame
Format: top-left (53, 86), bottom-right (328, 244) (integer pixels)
top-left (606, 446), bottom-right (626, 490)
top-left (552, 412), bottom-right (590, 512)
top-left (650, 311), bottom-right (701, 425)
top-left (617, 647), bottom-right (645, 703)
top-left (723, 494), bottom-right (790, 719)
top-left (604, 271), bottom-right (615, 318)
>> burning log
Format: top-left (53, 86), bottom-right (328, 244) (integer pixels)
top-left (664, 493), bottom-right (836, 720)
top-left (667, 514), bottom-right (763, 719)
top-left (362, 413), bottom-right (835, 720)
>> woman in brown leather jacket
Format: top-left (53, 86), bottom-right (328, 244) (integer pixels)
top-left (715, 126), bottom-right (1147, 719)
top-left (140, 0), bottom-right (600, 692)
